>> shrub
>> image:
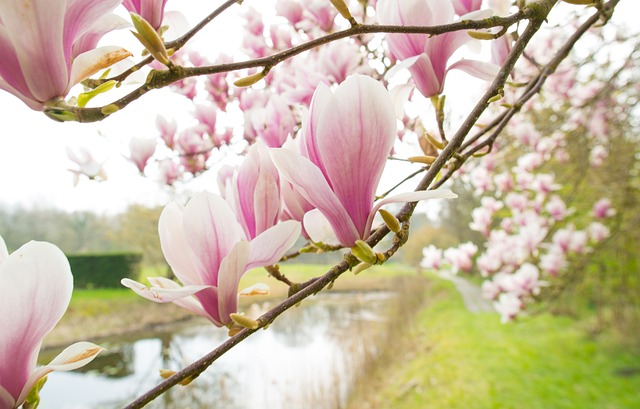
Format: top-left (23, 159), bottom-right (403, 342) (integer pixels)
top-left (67, 252), bottom-right (142, 289)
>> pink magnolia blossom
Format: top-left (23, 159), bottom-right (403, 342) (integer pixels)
top-left (128, 137), bottom-right (156, 173)
top-left (593, 198), bottom-right (616, 219)
top-left (122, 192), bottom-right (301, 327)
top-left (158, 159), bottom-right (180, 185)
top-left (451, 0), bottom-right (482, 15)
top-left (275, 0), bottom-right (304, 26)
top-left (66, 146), bottom-right (107, 185)
top-left (122, 0), bottom-right (168, 30)
top-left (194, 104), bottom-right (218, 136)
top-left (0, 236), bottom-right (101, 409)
top-left (271, 74), bottom-right (456, 247)
top-left (421, 245), bottom-right (444, 270)
top-left (156, 115), bottom-right (177, 148)
top-left (589, 145), bottom-right (608, 167)
top-left (377, 0), bottom-right (498, 97)
top-left (444, 242), bottom-right (477, 273)
top-left (494, 292), bottom-right (523, 323)
top-left (0, 0), bottom-right (130, 110)
top-left (587, 222), bottom-right (610, 243)
top-left (225, 142), bottom-right (282, 240)
top-left (540, 249), bottom-right (567, 277)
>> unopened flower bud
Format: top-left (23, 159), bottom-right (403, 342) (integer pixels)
top-left (379, 209), bottom-right (401, 233)
top-left (159, 370), bottom-right (195, 386)
top-left (467, 30), bottom-right (498, 40)
top-left (230, 313), bottom-right (260, 329)
top-left (425, 132), bottom-right (445, 150)
top-left (130, 12), bottom-right (172, 67)
top-left (408, 155), bottom-right (437, 165)
top-left (351, 240), bottom-right (378, 264)
top-left (352, 262), bottom-right (372, 275)
top-left (330, 0), bottom-right (357, 25)
top-left (234, 68), bottom-right (269, 87)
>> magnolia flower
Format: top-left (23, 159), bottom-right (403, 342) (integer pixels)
top-left (377, 0), bottom-right (498, 98)
top-left (0, 0), bottom-right (130, 110)
top-left (129, 137), bottom-right (157, 173)
top-left (224, 142), bottom-right (282, 240)
top-left (122, 192), bottom-right (301, 327)
top-left (0, 235), bottom-right (101, 409)
top-left (451, 0), bottom-right (482, 15)
top-left (122, 0), bottom-right (168, 30)
top-left (271, 74), bottom-right (456, 247)
top-left (67, 146), bottom-right (107, 186)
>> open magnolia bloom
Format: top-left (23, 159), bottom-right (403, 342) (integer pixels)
top-left (0, 0), bottom-right (130, 110)
top-left (0, 236), bottom-right (102, 409)
top-left (377, 0), bottom-right (498, 98)
top-left (122, 0), bottom-right (169, 30)
top-left (270, 74), bottom-right (457, 248)
top-left (122, 191), bottom-right (301, 328)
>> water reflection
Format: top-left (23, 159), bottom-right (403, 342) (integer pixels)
top-left (39, 292), bottom-right (395, 409)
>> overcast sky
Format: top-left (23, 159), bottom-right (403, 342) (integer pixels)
top-left (0, 0), bottom-right (637, 215)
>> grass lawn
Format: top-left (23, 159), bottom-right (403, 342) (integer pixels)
top-left (349, 278), bottom-right (640, 409)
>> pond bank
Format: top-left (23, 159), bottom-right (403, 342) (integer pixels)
top-left (43, 264), bottom-right (417, 350)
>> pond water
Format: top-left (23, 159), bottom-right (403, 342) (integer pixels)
top-left (39, 291), bottom-right (397, 409)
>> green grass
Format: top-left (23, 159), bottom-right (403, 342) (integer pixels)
top-left (68, 263), bottom-right (415, 312)
top-left (350, 278), bottom-right (640, 409)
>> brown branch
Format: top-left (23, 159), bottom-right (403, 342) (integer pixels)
top-left (47, 11), bottom-right (534, 123)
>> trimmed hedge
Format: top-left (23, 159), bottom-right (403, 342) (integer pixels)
top-left (67, 252), bottom-right (142, 289)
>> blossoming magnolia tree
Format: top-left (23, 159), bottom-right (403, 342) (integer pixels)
top-left (0, 0), bottom-right (634, 407)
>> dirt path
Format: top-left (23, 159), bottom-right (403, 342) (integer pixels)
top-left (438, 272), bottom-right (495, 313)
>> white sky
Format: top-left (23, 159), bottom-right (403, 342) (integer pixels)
top-left (0, 0), bottom-right (637, 214)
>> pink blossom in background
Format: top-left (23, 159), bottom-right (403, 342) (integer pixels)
top-left (589, 145), bottom-right (608, 167)
top-left (122, 0), bottom-right (168, 30)
top-left (66, 146), bottom-right (107, 185)
top-left (271, 75), bottom-right (456, 247)
top-left (0, 235), bottom-right (102, 409)
top-left (545, 195), bottom-right (568, 221)
top-left (0, 0), bottom-right (130, 110)
top-left (540, 249), bottom-right (567, 277)
top-left (444, 242), bottom-right (477, 273)
top-left (176, 127), bottom-right (214, 175)
top-left (122, 192), bottom-right (301, 328)
top-left (593, 198), bottom-right (616, 218)
top-left (158, 160), bottom-right (180, 186)
top-left (156, 115), bottom-right (178, 148)
top-left (128, 137), bottom-right (156, 173)
top-left (421, 245), bottom-right (444, 270)
top-left (587, 222), bottom-right (610, 243)
top-left (377, 0), bottom-right (498, 98)
top-left (193, 104), bottom-right (218, 136)
top-left (275, 0), bottom-right (304, 26)
top-left (451, 0), bottom-right (483, 15)
top-left (494, 292), bottom-right (522, 323)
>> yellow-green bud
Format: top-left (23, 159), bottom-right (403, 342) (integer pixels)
top-left (379, 209), bottom-right (401, 233)
top-left (352, 262), bottom-right (372, 275)
top-left (234, 69), bottom-right (268, 87)
top-left (426, 132), bottom-right (445, 150)
top-left (230, 313), bottom-right (259, 329)
top-left (159, 370), bottom-right (195, 386)
top-left (351, 240), bottom-right (377, 264)
top-left (408, 155), bottom-right (437, 165)
top-left (330, 0), bottom-right (357, 25)
top-left (467, 30), bottom-right (498, 40)
top-left (130, 12), bottom-right (172, 67)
